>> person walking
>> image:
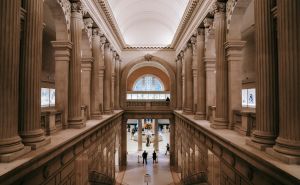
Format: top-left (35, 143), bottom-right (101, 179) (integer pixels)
top-left (165, 143), bottom-right (170, 155)
top-left (142, 150), bottom-right (148, 165)
top-left (152, 151), bottom-right (157, 164)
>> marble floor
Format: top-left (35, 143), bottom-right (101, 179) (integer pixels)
top-left (121, 131), bottom-right (175, 185)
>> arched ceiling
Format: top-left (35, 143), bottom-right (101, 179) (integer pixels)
top-left (107, 0), bottom-right (189, 47)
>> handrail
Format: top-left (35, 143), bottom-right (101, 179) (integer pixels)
top-left (181, 171), bottom-right (207, 185)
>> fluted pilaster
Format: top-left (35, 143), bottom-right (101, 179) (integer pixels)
top-left (271, 0), bottom-right (300, 162)
top-left (0, 0), bottom-right (30, 162)
top-left (195, 28), bottom-right (206, 120)
top-left (248, 0), bottom-right (278, 148)
top-left (183, 43), bottom-right (194, 114)
top-left (111, 51), bottom-right (116, 111)
top-left (19, 0), bottom-right (50, 148)
top-left (103, 42), bottom-right (112, 114)
top-left (91, 29), bottom-right (102, 119)
top-left (211, 2), bottom-right (228, 129)
top-left (68, 2), bottom-right (84, 128)
top-left (191, 36), bottom-right (198, 114)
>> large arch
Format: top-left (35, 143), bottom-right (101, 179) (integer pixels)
top-left (121, 56), bottom-right (176, 108)
top-left (44, 0), bottom-right (70, 41)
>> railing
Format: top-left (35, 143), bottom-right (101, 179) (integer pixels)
top-left (124, 100), bottom-right (171, 111)
top-left (41, 110), bottom-right (62, 135)
top-left (89, 171), bottom-right (115, 185)
top-left (181, 171), bottom-right (208, 185)
top-left (126, 91), bottom-right (170, 100)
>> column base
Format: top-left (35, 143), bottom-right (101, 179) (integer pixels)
top-left (211, 118), bottom-right (228, 129)
top-left (91, 112), bottom-right (102, 120)
top-left (103, 110), bottom-right (113, 115)
top-left (248, 130), bottom-right (276, 150)
top-left (0, 146), bottom-right (31, 162)
top-left (183, 108), bottom-right (193, 115)
top-left (266, 148), bottom-right (300, 165)
top-left (68, 117), bottom-right (85, 129)
top-left (194, 112), bottom-right (206, 120)
top-left (20, 129), bottom-right (51, 149)
top-left (28, 137), bottom-right (51, 150)
top-left (246, 138), bottom-right (272, 151)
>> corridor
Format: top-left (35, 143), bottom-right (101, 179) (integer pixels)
top-left (120, 131), bottom-right (175, 185)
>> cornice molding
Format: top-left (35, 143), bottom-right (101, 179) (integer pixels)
top-left (175, 0), bottom-right (215, 55)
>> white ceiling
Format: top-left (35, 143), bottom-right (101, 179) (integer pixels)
top-left (107, 0), bottom-right (189, 47)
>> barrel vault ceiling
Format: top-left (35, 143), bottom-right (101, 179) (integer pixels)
top-left (95, 0), bottom-right (202, 50)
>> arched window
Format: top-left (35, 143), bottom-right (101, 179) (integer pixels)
top-left (133, 75), bottom-right (164, 91)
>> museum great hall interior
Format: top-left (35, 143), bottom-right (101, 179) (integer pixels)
top-left (0, 0), bottom-right (299, 185)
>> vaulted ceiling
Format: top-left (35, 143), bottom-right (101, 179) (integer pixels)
top-left (106, 0), bottom-right (189, 47)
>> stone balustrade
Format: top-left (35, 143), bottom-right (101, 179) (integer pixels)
top-left (0, 111), bottom-right (123, 185)
top-left (173, 111), bottom-right (300, 185)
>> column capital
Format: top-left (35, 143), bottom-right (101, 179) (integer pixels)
top-left (104, 42), bottom-right (110, 49)
top-left (197, 27), bottom-right (205, 36)
top-left (71, 2), bottom-right (82, 13)
top-left (210, 2), bottom-right (226, 15)
top-left (83, 18), bottom-right (93, 28)
top-left (92, 28), bottom-right (101, 37)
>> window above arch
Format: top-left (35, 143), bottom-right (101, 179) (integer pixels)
top-left (133, 75), bottom-right (164, 91)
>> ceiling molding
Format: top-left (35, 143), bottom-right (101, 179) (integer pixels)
top-left (175, 0), bottom-right (215, 55)
top-left (82, 0), bottom-right (122, 53)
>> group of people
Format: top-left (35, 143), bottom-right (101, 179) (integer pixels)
top-left (141, 143), bottom-right (170, 165)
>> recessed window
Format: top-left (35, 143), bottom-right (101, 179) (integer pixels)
top-left (133, 75), bottom-right (164, 91)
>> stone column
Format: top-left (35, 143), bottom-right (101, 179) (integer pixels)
top-left (19, 0), bottom-right (50, 148)
top-left (0, 0), bottom-right (31, 162)
top-left (225, 41), bottom-right (245, 128)
top-left (99, 36), bottom-right (106, 113)
top-left (68, 2), bottom-right (84, 128)
top-left (154, 119), bottom-right (159, 151)
top-left (90, 28), bottom-right (102, 119)
top-left (114, 56), bottom-right (121, 109)
top-left (247, 0), bottom-right (278, 149)
top-left (51, 41), bottom-right (72, 128)
top-left (111, 51), bottom-right (116, 111)
top-left (195, 28), bottom-right (206, 120)
top-left (181, 51), bottom-right (185, 108)
top-left (211, 2), bottom-right (228, 129)
top-left (183, 43), bottom-right (194, 114)
top-left (138, 119), bottom-right (143, 151)
top-left (176, 56), bottom-right (183, 110)
top-left (204, 18), bottom-right (216, 119)
top-left (103, 42), bottom-right (112, 114)
top-left (269, 0), bottom-right (300, 163)
top-left (191, 36), bottom-right (198, 114)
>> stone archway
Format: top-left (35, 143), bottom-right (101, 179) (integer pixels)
top-left (120, 55), bottom-right (176, 108)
